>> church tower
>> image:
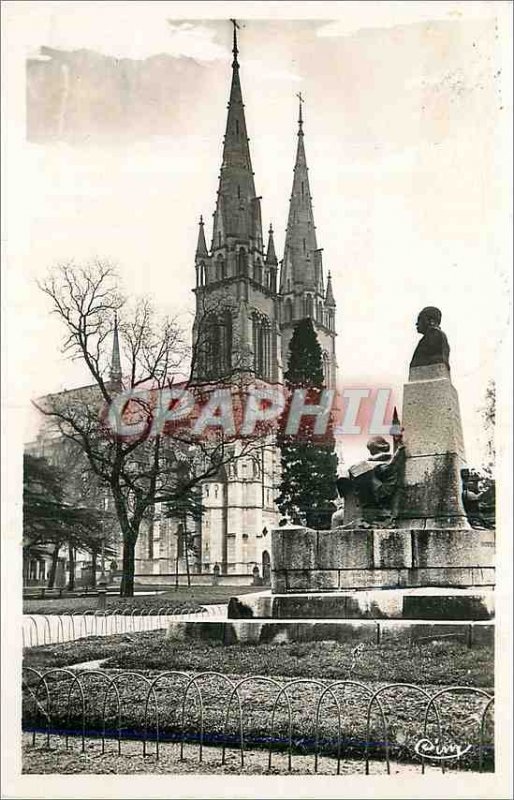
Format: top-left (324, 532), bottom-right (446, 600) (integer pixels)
top-left (192, 22), bottom-right (280, 578)
top-left (193, 23), bottom-right (280, 384)
top-left (279, 99), bottom-right (337, 387)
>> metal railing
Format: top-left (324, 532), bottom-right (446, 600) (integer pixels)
top-left (22, 606), bottom-right (224, 647)
top-left (22, 667), bottom-right (494, 773)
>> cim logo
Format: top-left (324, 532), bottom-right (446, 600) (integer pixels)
top-left (414, 737), bottom-right (472, 761)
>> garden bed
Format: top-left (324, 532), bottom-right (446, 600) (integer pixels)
top-left (22, 632), bottom-right (494, 771)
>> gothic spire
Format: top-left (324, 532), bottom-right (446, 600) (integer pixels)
top-left (231, 18), bottom-right (239, 66)
top-left (195, 215), bottom-right (208, 258)
top-left (266, 223), bottom-right (277, 265)
top-left (280, 96), bottom-right (320, 293)
top-left (211, 21), bottom-right (260, 249)
top-left (109, 313), bottom-right (122, 385)
top-left (325, 272), bottom-right (336, 307)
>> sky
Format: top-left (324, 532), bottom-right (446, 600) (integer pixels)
top-left (3, 0), bottom-right (512, 467)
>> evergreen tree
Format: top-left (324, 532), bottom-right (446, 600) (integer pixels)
top-left (23, 453), bottom-right (104, 587)
top-left (276, 318), bottom-right (338, 529)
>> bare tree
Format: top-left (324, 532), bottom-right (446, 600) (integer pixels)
top-left (481, 380), bottom-right (496, 477)
top-left (36, 261), bottom-right (268, 596)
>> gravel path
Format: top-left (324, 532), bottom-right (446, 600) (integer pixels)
top-left (22, 734), bottom-right (444, 775)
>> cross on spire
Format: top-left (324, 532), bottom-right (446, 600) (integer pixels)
top-left (296, 91), bottom-right (304, 131)
top-left (230, 18), bottom-right (240, 65)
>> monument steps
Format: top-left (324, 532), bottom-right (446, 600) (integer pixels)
top-left (227, 587), bottom-right (495, 621)
top-left (167, 618), bottom-right (494, 647)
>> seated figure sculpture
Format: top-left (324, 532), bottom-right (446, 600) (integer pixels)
top-left (461, 469), bottom-right (496, 530)
top-left (334, 436), bottom-right (406, 528)
top-left (410, 306), bottom-right (450, 370)
top-left (330, 495), bottom-right (346, 529)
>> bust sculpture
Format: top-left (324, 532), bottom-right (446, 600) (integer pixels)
top-left (410, 306), bottom-right (450, 370)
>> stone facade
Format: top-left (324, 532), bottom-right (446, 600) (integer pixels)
top-left (198, 443), bottom-right (277, 577)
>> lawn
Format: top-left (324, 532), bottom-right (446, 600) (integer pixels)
top-left (23, 585), bottom-right (259, 615)
top-left (23, 630), bottom-right (494, 687)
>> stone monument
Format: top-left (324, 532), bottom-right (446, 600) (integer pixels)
top-left (396, 306), bottom-right (469, 529)
top-left (168, 306), bottom-right (495, 648)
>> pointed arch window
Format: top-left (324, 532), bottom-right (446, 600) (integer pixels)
top-left (284, 298), bottom-right (293, 323)
top-left (305, 294), bottom-right (313, 317)
top-left (202, 311), bottom-right (232, 379)
top-left (238, 248), bottom-right (248, 276)
top-left (270, 268), bottom-right (277, 293)
top-left (252, 313), bottom-right (271, 380)
top-left (253, 259), bottom-right (262, 284)
top-left (216, 254), bottom-right (226, 282)
top-left (322, 351), bottom-right (330, 388)
top-left (198, 261), bottom-right (205, 286)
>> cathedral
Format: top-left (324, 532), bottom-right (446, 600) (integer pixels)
top-left (190, 24), bottom-right (338, 581)
top-left (26, 23), bottom-right (339, 587)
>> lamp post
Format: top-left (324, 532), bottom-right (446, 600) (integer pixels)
top-left (97, 495), bottom-right (108, 608)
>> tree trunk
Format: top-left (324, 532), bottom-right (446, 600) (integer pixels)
top-left (47, 542), bottom-right (61, 589)
top-left (91, 549), bottom-right (97, 589)
top-left (120, 535), bottom-right (136, 597)
top-left (67, 544), bottom-right (75, 591)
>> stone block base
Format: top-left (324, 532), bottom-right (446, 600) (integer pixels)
top-left (272, 566), bottom-right (495, 592)
top-left (227, 587), bottom-right (495, 621)
top-left (166, 618), bottom-right (494, 648)
top-left (271, 527), bottom-right (495, 592)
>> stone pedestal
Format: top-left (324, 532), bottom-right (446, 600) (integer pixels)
top-left (269, 526), bottom-right (494, 593)
top-left (397, 363), bottom-right (469, 528)
top-left (168, 525), bottom-right (495, 648)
